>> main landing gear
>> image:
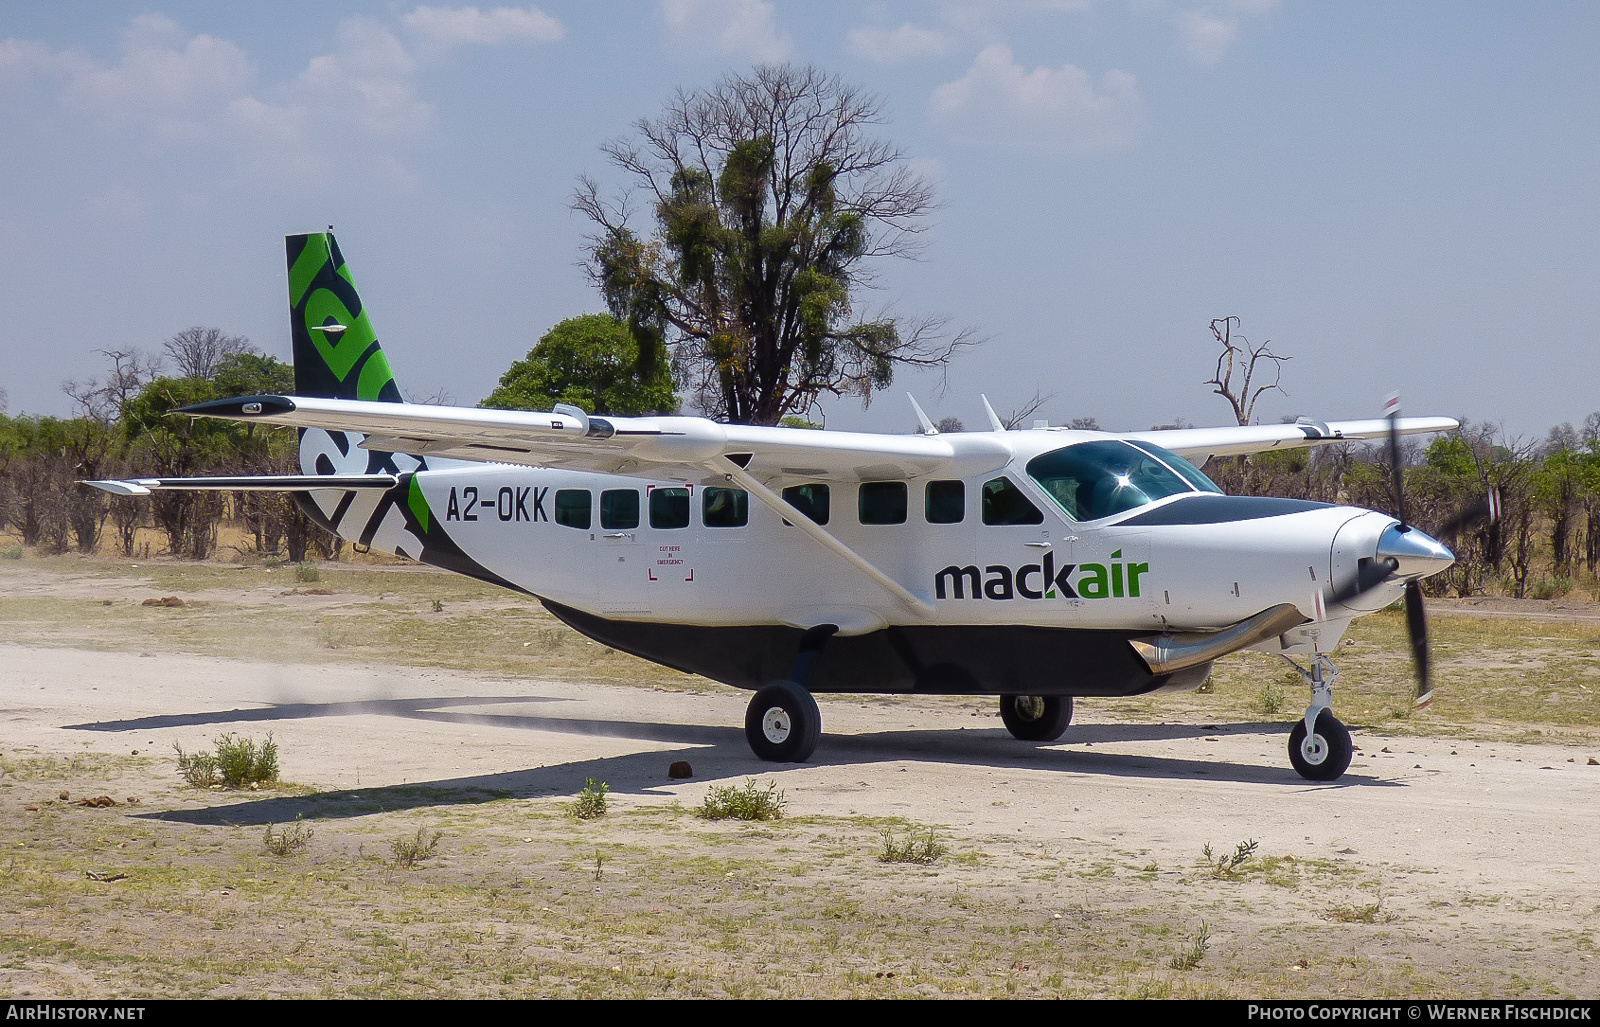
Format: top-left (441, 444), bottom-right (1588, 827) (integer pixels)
top-left (745, 680), bottom-right (821, 762)
top-left (744, 625), bottom-right (834, 763)
top-left (1279, 654), bottom-right (1353, 782)
top-left (999, 695), bottom-right (1074, 742)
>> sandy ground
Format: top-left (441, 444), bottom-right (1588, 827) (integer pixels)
top-left (3, 560), bottom-right (1599, 997)
top-left (6, 640), bottom-right (1598, 903)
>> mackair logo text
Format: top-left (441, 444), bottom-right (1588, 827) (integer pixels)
top-left (936, 550), bottom-right (1148, 601)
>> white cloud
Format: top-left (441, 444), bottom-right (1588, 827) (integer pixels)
top-left (0, 11), bottom-right (565, 187)
top-left (848, 23), bottom-right (954, 63)
top-left (294, 17), bottom-right (432, 138)
top-left (931, 44), bottom-right (1141, 153)
top-left (0, 37), bottom-right (84, 84)
top-left (660, 0), bottom-right (789, 62)
top-left (403, 5), bottom-right (565, 50)
top-left (1175, 9), bottom-right (1238, 66)
top-left (1173, 1), bottom-right (1277, 66)
top-left (53, 13), bottom-right (253, 138)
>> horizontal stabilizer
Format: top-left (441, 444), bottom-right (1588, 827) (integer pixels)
top-left (82, 474), bottom-right (400, 497)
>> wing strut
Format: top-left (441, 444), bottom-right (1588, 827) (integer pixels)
top-left (708, 457), bottom-right (935, 616)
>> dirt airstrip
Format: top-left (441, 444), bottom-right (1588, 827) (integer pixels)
top-left (1, 557), bottom-right (1598, 998)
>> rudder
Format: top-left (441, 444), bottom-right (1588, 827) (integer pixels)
top-left (286, 231), bottom-right (403, 403)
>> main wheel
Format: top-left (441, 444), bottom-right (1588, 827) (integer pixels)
top-left (999, 695), bottom-right (1073, 742)
top-left (745, 680), bottom-right (821, 762)
top-left (1288, 710), bottom-right (1353, 782)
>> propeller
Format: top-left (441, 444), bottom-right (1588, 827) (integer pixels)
top-left (1326, 397), bottom-right (1501, 710)
top-left (1379, 396), bottom-right (1433, 707)
top-left (1435, 488), bottom-right (1502, 540)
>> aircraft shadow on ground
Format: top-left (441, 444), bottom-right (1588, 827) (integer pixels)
top-left (93, 695), bottom-right (1394, 827)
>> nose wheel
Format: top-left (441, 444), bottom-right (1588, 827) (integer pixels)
top-left (1288, 709), bottom-right (1352, 781)
top-left (1278, 653), bottom-right (1353, 782)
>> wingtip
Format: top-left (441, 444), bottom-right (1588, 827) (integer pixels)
top-left (175, 395), bottom-right (297, 418)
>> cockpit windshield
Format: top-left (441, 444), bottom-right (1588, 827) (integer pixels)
top-left (1026, 440), bottom-right (1223, 522)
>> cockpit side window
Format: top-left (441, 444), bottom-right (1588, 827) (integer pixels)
top-left (1027, 441), bottom-right (1197, 521)
top-left (981, 476), bottom-right (1044, 525)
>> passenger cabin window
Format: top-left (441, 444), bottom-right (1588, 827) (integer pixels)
top-left (981, 477), bottom-right (1044, 525)
top-left (703, 487), bottom-right (748, 527)
top-left (554, 489), bottom-right (591, 529)
top-left (858, 481), bottom-right (908, 525)
top-left (1026, 440), bottom-right (1220, 522)
top-left (781, 483), bottom-right (829, 525)
top-left (925, 480), bottom-right (965, 524)
top-left (600, 489), bottom-right (639, 530)
top-left (648, 486), bottom-right (690, 529)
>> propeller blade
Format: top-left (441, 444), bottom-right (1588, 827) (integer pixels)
top-left (1404, 579), bottom-right (1433, 707)
top-left (1325, 557), bottom-right (1399, 607)
top-left (1379, 396), bottom-right (1443, 708)
top-left (1384, 394), bottom-right (1409, 529)
top-left (1436, 486), bottom-right (1502, 539)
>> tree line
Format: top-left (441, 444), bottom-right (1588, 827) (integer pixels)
top-left (5, 315), bottom-right (1599, 602)
top-left (1206, 417), bottom-right (1600, 599)
top-left (1, 329), bottom-right (333, 562)
top-left (4, 64), bottom-right (1595, 602)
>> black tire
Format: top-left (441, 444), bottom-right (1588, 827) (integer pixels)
top-left (745, 680), bottom-right (821, 762)
top-left (1288, 710), bottom-right (1353, 782)
top-left (999, 695), bottom-right (1073, 742)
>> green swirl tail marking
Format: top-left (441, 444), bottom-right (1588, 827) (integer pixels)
top-left (286, 232), bottom-right (401, 402)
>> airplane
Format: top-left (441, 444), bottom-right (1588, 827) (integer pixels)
top-left (87, 231), bottom-right (1495, 783)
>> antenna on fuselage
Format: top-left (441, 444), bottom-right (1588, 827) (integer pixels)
top-left (907, 393), bottom-right (938, 435)
top-left (980, 395), bottom-right (1006, 432)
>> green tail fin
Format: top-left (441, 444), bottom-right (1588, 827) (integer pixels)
top-left (286, 232), bottom-right (402, 402)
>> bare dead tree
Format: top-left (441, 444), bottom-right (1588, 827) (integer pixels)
top-left (62, 349), bottom-right (163, 426)
top-left (163, 327), bottom-right (252, 381)
top-left (1206, 316), bottom-right (1289, 426)
top-left (999, 390), bottom-right (1054, 431)
top-left (408, 386), bottom-right (457, 406)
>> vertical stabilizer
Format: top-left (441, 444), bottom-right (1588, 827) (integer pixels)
top-left (286, 231), bottom-right (403, 402)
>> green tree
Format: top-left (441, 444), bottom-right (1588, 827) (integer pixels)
top-left (482, 314), bottom-right (676, 415)
top-left (574, 64), bottom-right (971, 425)
top-left (212, 351), bottom-right (294, 400)
top-left (120, 351), bottom-right (298, 560)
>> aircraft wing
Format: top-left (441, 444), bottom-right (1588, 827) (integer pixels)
top-left (170, 396), bottom-right (1455, 482)
top-left (1123, 417), bottom-right (1459, 464)
top-left (173, 395), bottom-right (1014, 483)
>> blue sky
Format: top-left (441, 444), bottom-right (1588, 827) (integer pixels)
top-left (2, 1), bottom-right (1595, 441)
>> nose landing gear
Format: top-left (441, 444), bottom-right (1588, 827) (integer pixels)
top-left (1278, 653), bottom-right (1353, 782)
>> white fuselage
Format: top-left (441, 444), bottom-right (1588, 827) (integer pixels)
top-left (308, 425), bottom-right (1401, 657)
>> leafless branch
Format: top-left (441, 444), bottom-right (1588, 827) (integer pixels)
top-left (1205, 316), bottom-right (1289, 426)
